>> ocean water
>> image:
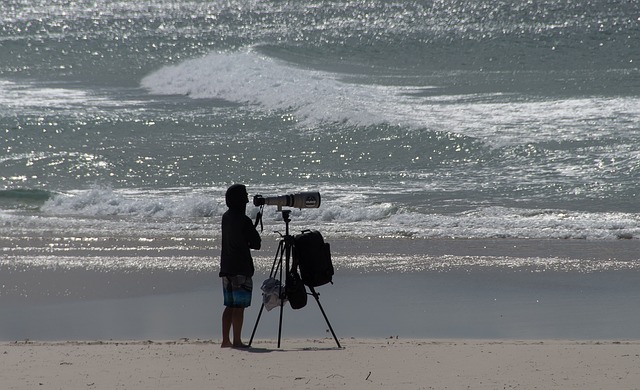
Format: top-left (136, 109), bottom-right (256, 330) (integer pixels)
top-left (1, 0), bottom-right (640, 262)
top-left (1, 0), bottom-right (640, 340)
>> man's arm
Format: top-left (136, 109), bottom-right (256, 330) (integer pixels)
top-left (245, 218), bottom-right (261, 250)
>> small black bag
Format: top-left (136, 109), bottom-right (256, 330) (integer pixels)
top-left (294, 230), bottom-right (334, 287)
top-left (285, 270), bottom-right (307, 309)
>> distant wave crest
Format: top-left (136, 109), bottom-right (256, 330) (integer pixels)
top-left (140, 49), bottom-right (420, 128)
top-left (42, 187), bottom-right (222, 218)
top-left (141, 50), bottom-right (640, 147)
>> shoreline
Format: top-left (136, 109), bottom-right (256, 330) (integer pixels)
top-left (3, 236), bottom-right (640, 270)
top-left (2, 237), bottom-right (640, 342)
top-left (2, 338), bottom-right (639, 389)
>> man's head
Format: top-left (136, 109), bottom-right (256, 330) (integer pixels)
top-left (225, 184), bottom-right (249, 211)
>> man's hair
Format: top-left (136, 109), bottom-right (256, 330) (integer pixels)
top-left (225, 184), bottom-right (247, 210)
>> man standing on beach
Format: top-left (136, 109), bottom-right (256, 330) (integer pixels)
top-left (220, 184), bottom-right (261, 348)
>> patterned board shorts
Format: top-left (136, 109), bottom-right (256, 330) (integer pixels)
top-left (222, 275), bottom-right (253, 308)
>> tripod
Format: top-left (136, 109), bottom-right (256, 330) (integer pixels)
top-left (248, 210), bottom-right (341, 348)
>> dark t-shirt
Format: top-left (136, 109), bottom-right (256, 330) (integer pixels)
top-left (219, 208), bottom-right (261, 277)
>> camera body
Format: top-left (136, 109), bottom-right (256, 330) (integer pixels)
top-left (253, 192), bottom-right (321, 210)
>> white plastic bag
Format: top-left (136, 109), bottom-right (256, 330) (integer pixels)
top-left (261, 277), bottom-right (286, 311)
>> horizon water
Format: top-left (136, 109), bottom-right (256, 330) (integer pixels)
top-left (1, 0), bottom-right (640, 340)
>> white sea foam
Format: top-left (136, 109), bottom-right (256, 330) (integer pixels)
top-left (141, 50), bottom-right (640, 146)
top-left (21, 186), bottom-right (637, 240)
top-left (41, 186), bottom-right (223, 219)
top-left (141, 50), bottom-right (395, 127)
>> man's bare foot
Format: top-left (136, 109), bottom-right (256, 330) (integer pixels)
top-left (221, 341), bottom-right (233, 348)
top-left (232, 342), bottom-right (249, 349)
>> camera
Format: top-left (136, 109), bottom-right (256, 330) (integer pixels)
top-left (253, 192), bottom-right (321, 209)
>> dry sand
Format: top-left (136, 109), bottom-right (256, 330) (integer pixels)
top-left (2, 337), bottom-right (639, 389)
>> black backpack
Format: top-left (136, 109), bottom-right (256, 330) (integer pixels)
top-left (285, 269), bottom-right (307, 310)
top-left (293, 230), bottom-right (334, 287)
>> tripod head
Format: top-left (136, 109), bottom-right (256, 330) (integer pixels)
top-left (280, 209), bottom-right (291, 223)
top-left (275, 209), bottom-right (292, 237)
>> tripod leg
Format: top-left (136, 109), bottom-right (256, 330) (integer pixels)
top-left (248, 303), bottom-right (264, 347)
top-left (309, 287), bottom-right (342, 348)
top-left (249, 240), bottom-right (285, 347)
top-left (277, 238), bottom-right (288, 349)
top-left (277, 294), bottom-right (284, 348)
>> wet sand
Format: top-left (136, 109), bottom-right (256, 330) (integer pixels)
top-left (2, 237), bottom-right (640, 341)
top-left (2, 236), bottom-right (640, 388)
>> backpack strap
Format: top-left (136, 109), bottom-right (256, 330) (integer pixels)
top-left (253, 205), bottom-right (264, 232)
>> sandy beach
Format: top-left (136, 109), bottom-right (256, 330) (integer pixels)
top-left (2, 237), bottom-right (640, 388)
top-left (2, 337), bottom-right (639, 389)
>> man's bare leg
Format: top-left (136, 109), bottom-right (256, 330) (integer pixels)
top-left (222, 307), bottom-right (248, 348)
top-left (221, 307), bottom-right (234, 348)
top-left (232, 308), bottom-right (247, 348)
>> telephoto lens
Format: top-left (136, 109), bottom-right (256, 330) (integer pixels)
top-left (253, 192), bottom-right (321, 209)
